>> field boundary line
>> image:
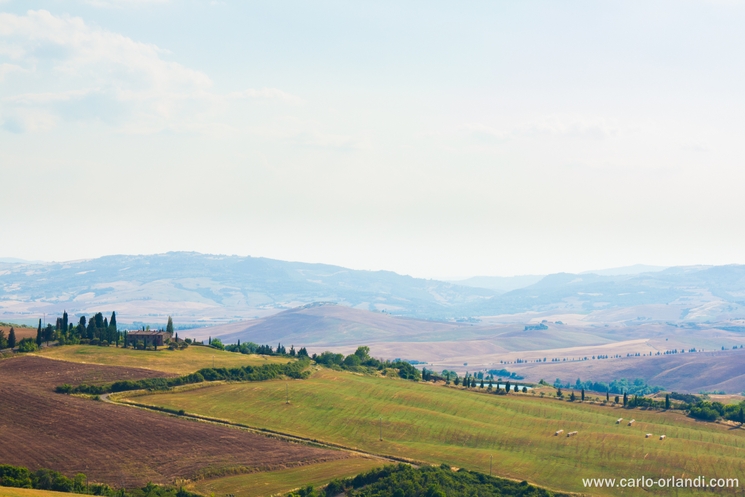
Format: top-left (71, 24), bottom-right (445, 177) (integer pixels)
top-left (100, 392), bottom-right (424, 467)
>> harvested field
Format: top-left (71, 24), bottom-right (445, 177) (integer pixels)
top-left (36, 345), bottom-right (290, 375)
top-left (0, 356), bottom-right (346, 488)
top-left (0, 488), bottom-right (87, 497)
top-left (0, 325), bottom-right (35, 341)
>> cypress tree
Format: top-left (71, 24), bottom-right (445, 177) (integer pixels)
top-left (665, 394), bottom-right (670, 410)
top-left (62, 311), bottom-right (69, 335)
top-left (166, 316), bottom-right (174, 334)
top-left (480, 378), bottom-right (484, 388)
top-left (110, 311), bottom-right (117, 335)
top-left (8, 327), bottom-right (16, 349)
top-left (606, 391), bottom-right (610, 401)
top-left (36, 319), bottom-right (42, 346)
top-left (581, 388), bottom-right (585, 401)
top-left (623, 392), bottom-right (628, 407)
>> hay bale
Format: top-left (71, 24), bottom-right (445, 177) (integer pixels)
top-left (555, 429), bottom-right (564, 436)
top-left (627, 419), bottom-right (635, 426)
top-left (616, 418), bottom-right (623, 424)
top-left (645, 433), bottom-right (653, 438)
top-left (659, 435), bottom-right (666, 440)
top-left (567, 431), bottom-right (578, 437)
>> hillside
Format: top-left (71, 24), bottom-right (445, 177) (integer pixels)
top-left (0, 253), bottom-right (494, 324)
top-left (3, 253), bottom-right (745, 327)
top-left (128, 367), bottom-right (745, 496)
top-left (508, 348), bottom-right (745, 394)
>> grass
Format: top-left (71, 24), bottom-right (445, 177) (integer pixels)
top-left (34, 345), bottom-right (291, 374)
top-left (189, 458), bottom-right (384, 497)
top-left (0, 490), bottom-right (86, 497)
top-left (129, 368), bottom-right (745, 496)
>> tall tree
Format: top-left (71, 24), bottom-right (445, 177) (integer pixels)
top-left (44, 324), bottom-right (54, 345)
top-left (166, 316), bottom-right (174, 334)
top-left (8, 327), bottom-right (16, 349)
top-left (61, 311), bottom-right (69, 335)
top-left (665, 394), bottom-right (671, 410)
top-left (36, 319), bottom-right (42, 347)
top-left (623, 392), bottom-right (628, 407)
top-left (581, 388), bottom-right (585, 401)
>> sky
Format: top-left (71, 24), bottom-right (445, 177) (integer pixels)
top-left (1, 0), bottom-right (745, 279)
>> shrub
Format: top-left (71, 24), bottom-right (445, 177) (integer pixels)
top-left (16, 338), bottom-right (38, 353)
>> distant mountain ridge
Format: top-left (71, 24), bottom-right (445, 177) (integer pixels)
top-left (1, 252), bottom-right (744, 324)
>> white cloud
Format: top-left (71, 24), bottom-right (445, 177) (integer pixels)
top-left (0, 10), bottom-right (298, 133)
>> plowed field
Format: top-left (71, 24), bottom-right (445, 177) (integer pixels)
top-left (0, 356), bottom-right (346, 487)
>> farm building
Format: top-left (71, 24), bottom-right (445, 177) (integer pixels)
top-left (125, 330), bottom-right (172, 347)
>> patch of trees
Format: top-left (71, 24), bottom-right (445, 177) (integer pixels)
top-left (26, 311), bottom-right (122, 347)
top-left (553, 377), bottom-right (663, 396)
top-left (688, 400), bottom-right (745, 423)
top-left (287, 463), bottom-right (561, 497)
top-left (0, 464), bottom-right (198, 497)
top-left (488, 369), bottom-right (524, 380)
top-left (312, 346), bottom-right (421, 381)
top-left (56, 358), bottom-right (311, 395)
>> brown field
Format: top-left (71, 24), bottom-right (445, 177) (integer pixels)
top-left (0, 356), bottom-right (346, 488)
top-left (0, 325), bottom-right (36, 341)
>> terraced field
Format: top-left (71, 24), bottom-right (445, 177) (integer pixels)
top-left (34, 344), bottom-right (289, 374)
top-left (129, 368), bottom-right (745, 496)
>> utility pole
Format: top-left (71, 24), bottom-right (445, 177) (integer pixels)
top-left (379, 417), bottom-right (382, 441)
top-left (490, 455), bottom-right (493, 476)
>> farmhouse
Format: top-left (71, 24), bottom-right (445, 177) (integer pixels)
top-left (126, 330), bottom-right (172, 347)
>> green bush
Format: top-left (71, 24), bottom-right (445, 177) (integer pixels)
top-left (16, 338), bottom-right (38, 353)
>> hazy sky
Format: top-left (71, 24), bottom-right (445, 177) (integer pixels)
top-left (2, 1), bottom-right (745, 278)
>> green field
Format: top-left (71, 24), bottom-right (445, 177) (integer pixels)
top-left (35, 345), bottom-right (290, 374)
top-left (130, 368), bottom-right (745, 496)
top-left (189, 457), bottom-right (384, 497)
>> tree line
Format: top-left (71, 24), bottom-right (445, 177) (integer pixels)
top-left (56, 358), bottom-right (311, 395)
top-left (223, 339), bottom-right (309, 358)
top-left (553, 377), bottom-right (663, 396)
top-left (0, 464), bottom-right (198, 497)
